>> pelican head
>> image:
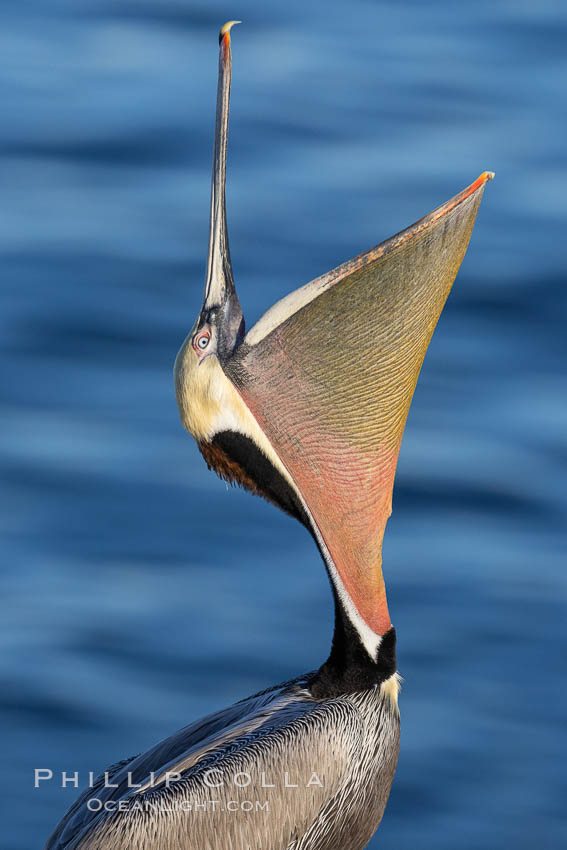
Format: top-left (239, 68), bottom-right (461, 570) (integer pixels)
top-left (174, 22), bottom-right (245, 443)
top-left (174, 21), bottom-right (493, 663)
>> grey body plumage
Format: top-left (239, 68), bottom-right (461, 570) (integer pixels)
top-left (45, 20), bottom-right (491, 850)
top-left (46, 675), bottom-right (400, 850)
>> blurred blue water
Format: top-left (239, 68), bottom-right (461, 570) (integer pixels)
top-left (1, 1), bottom-right (566, 848)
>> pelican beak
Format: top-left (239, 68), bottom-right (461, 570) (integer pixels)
top-left (201, 20), bottom-right (244, 360)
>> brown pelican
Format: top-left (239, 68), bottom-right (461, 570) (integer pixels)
top-left (46, 21), bottom-right (493, 850)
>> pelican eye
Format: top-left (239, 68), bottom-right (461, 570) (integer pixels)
top-left (194, 330), bottom-right (211, 352)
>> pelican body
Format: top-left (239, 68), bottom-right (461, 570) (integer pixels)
top-left (46, 22), bottom-right (492, 850)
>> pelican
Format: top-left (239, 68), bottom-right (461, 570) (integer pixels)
top-left (46, 21), bottom-right (493, 850)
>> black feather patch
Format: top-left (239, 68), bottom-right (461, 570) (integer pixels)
top-left (200, 430), bottom-right (310, 527)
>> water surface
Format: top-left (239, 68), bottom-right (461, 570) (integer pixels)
top-left (1, 1), bottom-right (566, 848)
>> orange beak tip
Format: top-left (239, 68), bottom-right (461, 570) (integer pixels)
top-left (457, 170), bottom-right (495, 205)
top-left (219, 20), bottom-right (242, 45)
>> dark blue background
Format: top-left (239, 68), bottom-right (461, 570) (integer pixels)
top-left (2, 2), bottom-right (565, 848)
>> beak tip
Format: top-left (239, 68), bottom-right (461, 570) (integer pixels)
top-left (219, 20), bottom-right (242, 45)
